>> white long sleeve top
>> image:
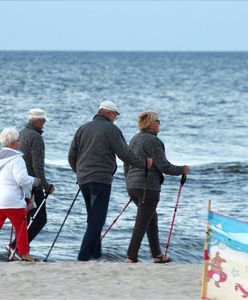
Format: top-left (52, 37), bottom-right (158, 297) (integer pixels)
top-left (0, 147), bottom-right (34, 208)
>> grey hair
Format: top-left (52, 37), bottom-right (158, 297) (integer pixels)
top-left (0, 127), bottom-right (19, 146)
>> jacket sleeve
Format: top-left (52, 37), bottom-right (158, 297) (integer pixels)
top-left (147, 137), bottom-right (183, 176)
top-left (13, 157), bottom-right (34, 192)
top-left (31, 135), bottom-right (50, 191)
top-left (124, 162), bottom-right (130, 178)
top-left (68, 131), bottom-right (79, 173)
top-left (108, 126), bottom-right (146, 169)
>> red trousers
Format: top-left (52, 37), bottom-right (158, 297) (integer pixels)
top-left (0, 208), bottom-right (29, 254)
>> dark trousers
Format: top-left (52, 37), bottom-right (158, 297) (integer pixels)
top-left (78, 182), bottom-right (111, 261)
top-left (27, 189), bottom-right (47, 243)
top-left (11, 189), bottom-right (47, 248)
top-left (127, 188), bottom-right (161, 260)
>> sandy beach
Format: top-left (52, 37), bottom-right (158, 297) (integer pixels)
top-left (0, 262), bottom-right (202, 300)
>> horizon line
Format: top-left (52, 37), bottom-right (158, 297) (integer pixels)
top-left (0, 49), bottom-right (248, 53)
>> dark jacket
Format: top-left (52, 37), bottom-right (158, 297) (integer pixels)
top-left (124, 130), bottom-right (183, 191)
top-left (19, 123), bottom-right (50, 192)
top-left (68, 115), bottom-right (146, 185)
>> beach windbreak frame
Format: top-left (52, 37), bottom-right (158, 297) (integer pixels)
top-left (201, 201), bottom-right (248, 300)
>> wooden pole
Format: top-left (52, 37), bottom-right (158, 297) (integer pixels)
top-left (201, 199), bottom-right (211, 299)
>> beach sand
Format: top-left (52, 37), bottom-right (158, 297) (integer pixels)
top-left (0, 261), bottom-right (202, 299)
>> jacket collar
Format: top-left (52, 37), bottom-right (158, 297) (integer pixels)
top-left (0, 147), bottom-right (22, 169)
top-left (141, 129), bottom-right (157, 136)
top-left (93, 114), bottom-right (112, 123)
top-left (26, 123), bottom-right (43, 135)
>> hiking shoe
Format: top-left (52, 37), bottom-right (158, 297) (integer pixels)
top-left (153, 254), bottom-right (171, 263)
top-left (126, 257), bottom-right (140, 263)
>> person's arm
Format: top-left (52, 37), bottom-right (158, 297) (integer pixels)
top-left (31, 136), bottom-right (51, 192)
top-left (13, 157), bottom-right (34, 192)
top-left (68, 130), bottom-right (80, 173)
top-left (123, 162), bottom-right (129, 177)
top-left (149, 137), bottom-right (184, 175)
top-left (108, 126), bottom-right (147, 169)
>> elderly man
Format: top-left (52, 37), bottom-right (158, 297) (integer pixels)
top-left (68, 100), bottom-right (152, 261)
top-left (11, 108), bottom-right (54, 252)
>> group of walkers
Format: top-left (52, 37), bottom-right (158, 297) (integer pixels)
top-left (0, 108), bottom-right (54, 262)
top-left (0, 100), bottom-right (189, 263)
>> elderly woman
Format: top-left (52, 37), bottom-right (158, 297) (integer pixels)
top-left (0, 127), bottom-right (40, 262)
top-left (124, 111), bottom-right (189, 263)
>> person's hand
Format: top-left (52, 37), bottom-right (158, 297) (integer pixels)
top-left (33, 177), bottom-right (41, 187)
top-left (146, 158), bottom-right (153, 169)
top-left (47, 184), bottom-right (55, 194)
top-left (182, 165), bottom-right (190, 175)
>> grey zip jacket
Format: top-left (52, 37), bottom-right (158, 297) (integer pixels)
top-left (68, 115), bottom-right (146, 185)
top-left (125, 130), bottom-right (184, 191)
top-left (19, 124), bottom-right (51, 193)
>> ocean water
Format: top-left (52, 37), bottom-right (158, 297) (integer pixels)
top-left (0, 51), bottom-right (247, 263)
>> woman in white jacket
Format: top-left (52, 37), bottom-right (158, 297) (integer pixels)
top-left (0, 127), bottom-right (40, 262)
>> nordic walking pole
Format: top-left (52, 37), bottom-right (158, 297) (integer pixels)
top-left (27, 189), bottom-right (51, 229)
top-left (163, 174), bottom-right (187, 260)
top-left (101, 165), bottom-right (148, 240)
top-left (7, 225), bottom-right (14, 260)
top-left (100, 198), bottom-right (132, 241)
top-left (44, 188), bottom-right (80, 262)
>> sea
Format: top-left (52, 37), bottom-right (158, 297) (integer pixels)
top-left (0, 51), bottom-right (247, 263)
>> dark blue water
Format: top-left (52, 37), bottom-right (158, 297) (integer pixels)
top-left (0, 51), bottom-right (247, 263)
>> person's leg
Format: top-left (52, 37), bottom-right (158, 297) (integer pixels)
top-left (127, 189), bottom-right (159, 262)
top-left (78, 182), bottom-right (111, 261)
top-left (89, 183), bottom-right (111, 259)
top-left (27, 189), bottom-right (47, 243)
top-left (7, 209), bottom-right (29, 255)
top-left (78, 183), bottom-right (91, 261)
top-left (0, 210), bottom-right (7, 229)
top-left (11, 189), bottom-right (46, 249)
top-left (145, 191), bottom-right (162, 258)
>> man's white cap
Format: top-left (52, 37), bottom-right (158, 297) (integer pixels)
top-left (99, 100), bottom-right (120, 115)
top-left (28, 108), bottom-right (47, 121)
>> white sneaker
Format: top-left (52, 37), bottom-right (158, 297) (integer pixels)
top-left (5, 245), bottom-right (22, 261)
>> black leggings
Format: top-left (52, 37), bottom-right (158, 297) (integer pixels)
top-left (27, 189), bottom-right (47, 243)
top-left (127, 188), bottom-right (161, 260)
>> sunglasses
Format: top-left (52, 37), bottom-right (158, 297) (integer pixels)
top-left (155, 119), bottom-right (160, 125)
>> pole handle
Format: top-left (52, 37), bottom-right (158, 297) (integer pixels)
top-left (180, 174), bottom-right (187, 186)
top-left (45, 184), bottom-right (54, 197)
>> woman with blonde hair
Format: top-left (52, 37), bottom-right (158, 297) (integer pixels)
top-left (124, 111), bottom-right (189, 263)
top-left (0, 127), bottom-right (40, 262)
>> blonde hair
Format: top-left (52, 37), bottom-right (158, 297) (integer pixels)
top-left (138, 111), bottom-right (158, 130)
top-left (0, 127), bottom-right (19, 146)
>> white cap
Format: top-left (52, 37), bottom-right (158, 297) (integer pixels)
top-left (98, 100), bottom-right (120, 115)
top-left (28, 108), bottom-right (47, 121)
